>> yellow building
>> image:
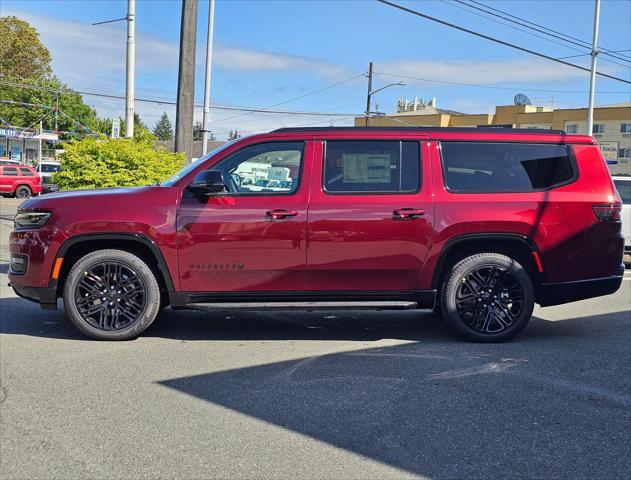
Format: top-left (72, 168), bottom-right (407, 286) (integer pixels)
top-left (355, 101), bottom-right (631, 175)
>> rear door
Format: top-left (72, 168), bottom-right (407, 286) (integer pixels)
top-left (306, 138), bottom-right (434, 292)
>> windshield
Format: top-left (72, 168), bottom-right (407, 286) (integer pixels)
top-left (161, 141), bottom-right (236, 186)
top-left (39, 164), bottom-right (60, 173)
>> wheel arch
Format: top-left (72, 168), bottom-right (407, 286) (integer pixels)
top-left (431, 233), bottom-right (546, 291)
top-left (52, 233), bottom-right (175, 301)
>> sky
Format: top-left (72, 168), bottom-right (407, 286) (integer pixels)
top-left (2, 0), bottom-right (630, 139)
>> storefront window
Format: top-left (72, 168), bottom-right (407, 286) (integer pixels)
top-left (8, 139), bottom-right (23, 162)
top-left (24, 139), bottom-right (39, 164)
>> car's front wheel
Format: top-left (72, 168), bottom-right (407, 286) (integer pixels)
top-left (63, 249), bottom-right (161, 340)
top-left (439, 252), bottom-right (535, 342)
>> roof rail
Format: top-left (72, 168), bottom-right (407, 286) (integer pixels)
top-left (272, 126), bottom-right (567, 134)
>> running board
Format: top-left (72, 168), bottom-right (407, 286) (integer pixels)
top-left (187, 301), bottom-right (418, 311)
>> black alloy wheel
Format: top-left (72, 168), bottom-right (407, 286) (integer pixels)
top-left (74, 261), bottom-right (147, 331)
top-left (63, 249), bottom-right (162, 340)
top-left (454, 265), bottom-right (524, 333)
top-left (440, 252), bottom-right (535, 342)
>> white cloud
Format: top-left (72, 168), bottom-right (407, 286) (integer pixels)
top-left (5, 9), bottom-right (350, 91)
top-left (376, 59), bottom-right (604, 85)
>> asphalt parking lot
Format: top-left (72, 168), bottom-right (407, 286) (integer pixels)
top-left (1, 197), bottom-right (630, 480)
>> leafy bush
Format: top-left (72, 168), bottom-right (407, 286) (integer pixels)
top-left (54, 137), bottom-right (185, 190)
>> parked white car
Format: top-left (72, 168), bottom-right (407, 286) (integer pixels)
top-left (612, 176), bottom-right (631, 264)
top-left (34, 160), bottom-right (61, 193)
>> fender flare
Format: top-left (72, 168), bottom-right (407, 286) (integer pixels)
top-left (430, 233), bottom-right (542, 289)
top-left (52, 232), bottom-right (176, 292)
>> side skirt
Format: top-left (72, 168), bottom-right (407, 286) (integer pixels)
top-left (169, 290), bottom-right (437, 311)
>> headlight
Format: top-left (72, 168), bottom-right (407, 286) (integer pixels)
top-left (14, 211), bottom-right (51, 229)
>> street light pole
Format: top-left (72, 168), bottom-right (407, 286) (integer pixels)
top-left (587, 0), bottom-right (601, 136)
top-left (201, 0), bottom-right (215, 156)
top-left (92, 1), bottom-right (135, 138)
top-left (125, 0), bottom-right (135, 138)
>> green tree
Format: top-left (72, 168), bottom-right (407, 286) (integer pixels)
top-left (227, 130), bottom-right (241, 141)
top-left (0, 16), bottom-right (97, 136)
top-left (193, 121), bottom-right (215, 141)
top-left (193, 121), bottom-right (203, 141)
top-left (120, 112), bottom-right (154, 140)
top-left (153, 112), bottom-right (174, 140)
top-left (0, 16), bottom-right (52, 81)
top-left (53, 136), bottom-right (185, 190)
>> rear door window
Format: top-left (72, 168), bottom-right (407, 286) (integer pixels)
top-left (324, 140), bottom-right (420, 193)
top-left (440, 142), bottom-right (575, 193)
top-left (3, 167), bottom-right (18, 176)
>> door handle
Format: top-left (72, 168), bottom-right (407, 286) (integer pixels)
top-left (266, 209), bottom-right (299, 220)
top-left (393, 208), bottom-right (426, 220)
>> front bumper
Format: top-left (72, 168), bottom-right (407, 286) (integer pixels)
top-left (537, 264), bottom-right (625, 307)
top-left (42, 184), bottom-right (60, 194)
top-left (10, 283), bottom-right (58, 310)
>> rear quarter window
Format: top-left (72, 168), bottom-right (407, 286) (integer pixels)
top-left (440, 142), bottom-right (576, 193)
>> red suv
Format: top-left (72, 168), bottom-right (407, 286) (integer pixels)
top-left (0, 163), bottom-right (42, 199)
top-left (8, 127), bottom-right (624, 341)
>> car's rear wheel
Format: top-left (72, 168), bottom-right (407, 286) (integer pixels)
top-left (15, 185), bottom-right (32, 199)
top-left (63, 249), bottom-right (161, 340)
top-left (439, 253), bottom-right (535, 342)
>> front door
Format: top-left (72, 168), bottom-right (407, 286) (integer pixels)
top-left (177, 141), bottom-right (312, 293)
top-left (307, 138), bottom-right (434, 292)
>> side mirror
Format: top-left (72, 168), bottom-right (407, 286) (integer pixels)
top-left (188, 170), bottom-right (225, 196)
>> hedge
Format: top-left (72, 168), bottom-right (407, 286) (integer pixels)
top-left (53, 136), bottom-right (185, 191)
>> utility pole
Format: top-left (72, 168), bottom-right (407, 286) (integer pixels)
top-left (92, 1), bottom-right (135, 138)
top-left (364, 62), bottom-right (373, 126)
top-left (125, 0), bottom-right (135, 138)
top-left (175, 0), bottom-right (198, 163)
top-left (587, 0), bottom-right (601, 136)
top-left (38, 120), bottom-right (43, 163)
top-left (201, 0), bottom-right (215, 156)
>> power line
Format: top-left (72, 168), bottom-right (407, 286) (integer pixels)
top-left (374, 72), bottom-right (628, 94)
top-left (440, 0), bottom-right (630, 69)
top-left (0, 80), bottom-right (361, 116)
top-left (376, 0), bottom-right (631, 85)
top-left (208, 74), bottom-right (364, 126)
top-left (464, 0), bottom-right (631, 63)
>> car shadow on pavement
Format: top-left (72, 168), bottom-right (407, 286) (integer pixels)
top-left (157, 310), bottom-right (631, 479)
top-left (0, 295), bottom-right (629, 345)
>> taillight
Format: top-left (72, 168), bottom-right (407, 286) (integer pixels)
top-left (592, 204), bottom-right (622, 221)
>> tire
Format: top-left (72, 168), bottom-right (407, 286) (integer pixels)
top-left (63, 249), bottom-right (161, 340)
top-left (15, 185), bottom-right (32, 199)
top-left (439, 253), bottom-right (535, 342)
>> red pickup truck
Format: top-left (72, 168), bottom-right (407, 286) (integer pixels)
top-left (8, 127), bottom-right (624, 342)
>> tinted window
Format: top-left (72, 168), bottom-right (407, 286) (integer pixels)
top-left (613, 179), bottom-right (631, 204)
top-left (214, 142), bottom-right (304, 195)
top-left (3, 167), bottom-right (18, 176)
top-left (440, 142), bottom-right (575, 193)
top-left (324, 141), bottom-right (420, 193)
top-left (20, 167), bottom-right (34, 176)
